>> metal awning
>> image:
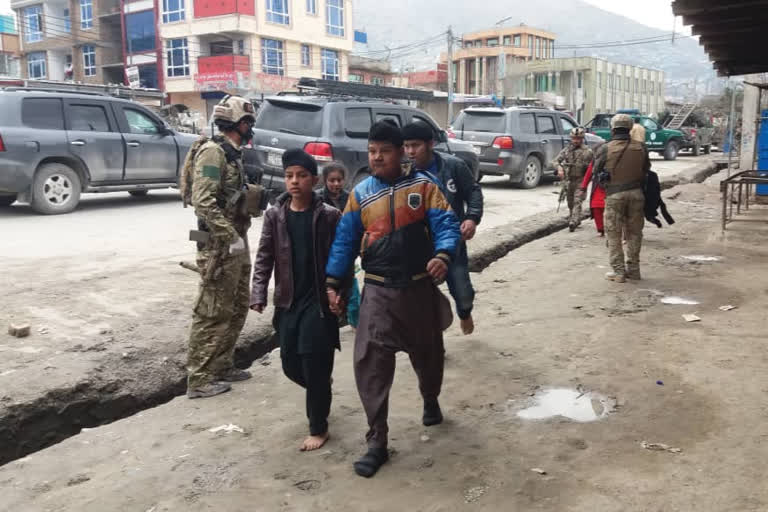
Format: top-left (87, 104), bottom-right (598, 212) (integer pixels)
top-left (672, 0), bottom-right (768, 76)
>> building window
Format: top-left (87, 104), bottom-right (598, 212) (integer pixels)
top-left (80, 0), bottom-right (93, 29)
top-left (63, 8), bottom-right (71, 32)
top-left (503, 36), bottom-right (511, 46)
top-left (321, 48), bottom-right (339, 80)
top-left (349, 73), bottom-right (362, 83)
top-left (261, 38), bottom-right (284, 75)
top-left (126, 11), bottom-right (156, 53)
top-left (577, 72), bottom-right (583, 89)
top-left (301, 44), bottom-right (311, 67)
top-left (166, 38), bottom-right (189, 77)
top-left (83, 45), bottom-right (96, 76)
top-left (27, 51), bottom-right (46, 79)
top-left (23, 6), bottom-right (43, 43)
top-left (487, 38), bottom-right (499, 47)
top-left (528, 35), bottom-right (533, 56)
top-left (514, 35), bottom-right (521, 47)
top-left (371, 76), bottom-right (383, 86)
top-left (138, 65), bottom-right (158, 89)
top-left (237, 40), bottom-right (245, 55)
top-left (266, 0), bottom-right (290, 25)
top-left (306, 0), bottom-right (316, 14)
top-left (162, 0), bottom-right (185, 23)
top-left (326, 0), bottom-right (344, 37)
top-left (635, 78), bottom-right (639, 92)
top-left (597, 72), bottom-right (602, 89)
top-left (626, 76), bottom-right (630, 92)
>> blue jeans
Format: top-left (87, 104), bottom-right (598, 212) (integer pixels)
top-left (446, 241), bottom-right (475, 320)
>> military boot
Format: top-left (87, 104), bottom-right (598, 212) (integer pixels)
top-left (217, 368), bottom-right (253, 382)
top-left (626, 266), bottom-right (642, 281)
top-left (187, 381), bottom-right (231, 399)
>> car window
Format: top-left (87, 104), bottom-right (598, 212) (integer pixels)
top-left (560, 116), bottom-right (577, 133)
top-left (22, 98), bottom-right (64, 130)
top-left (124, 108), bottom-right (160, 135)
top-left (67, 104), bottom-right (111, 132)
top-left (345, 108), bottom-right (372, 138)
top-left (519, 113), bottom-right (536, 134)
top-left (253, 100), bottom-right (323, 137)
top-left (640, 118), bottom-right (658, 132)
top-left (536, 115), bottom-right (557, 135)
top-left (376, 113), bottom-right (402, 126)
top-left (591, 115), bottom-right (611, 129)
top-left (456, 112), bottom-right (506, 133)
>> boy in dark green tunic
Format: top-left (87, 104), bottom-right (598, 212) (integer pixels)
top-left (251, 149), bottom-right (344, 451)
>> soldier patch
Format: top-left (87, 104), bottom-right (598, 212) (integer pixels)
top-left (408, 192), bottom-right (422, 210)
top-left (202, 165), bottom-right (220, 179)
top-left (446, 179), bottom-right (457, 193)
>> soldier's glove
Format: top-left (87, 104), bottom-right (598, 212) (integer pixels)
top-left (229, 236), bottom-right (246, 254)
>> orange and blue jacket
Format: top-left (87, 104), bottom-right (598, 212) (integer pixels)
top-left (326, 167), bottom-right (460, 288)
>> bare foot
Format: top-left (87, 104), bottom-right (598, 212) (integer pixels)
top-left (460, 315), bottom-right (475, 335)
top-left (300, 432), bottom-right (330, 452)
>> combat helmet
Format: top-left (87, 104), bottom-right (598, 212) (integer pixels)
top-left (212, 95), bottom-right (256, 124)
top-left (611, 114), bottom-right (634, 131)
top-left (570, 127), bottom-right (586, 138)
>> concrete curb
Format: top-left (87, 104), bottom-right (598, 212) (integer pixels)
top-left (468, 160), bottom-right (720, 272)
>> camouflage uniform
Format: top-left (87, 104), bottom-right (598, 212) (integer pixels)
top-left (552, 142), bottom-right (593, 227)
top-left (187, 135), bottom-right (252, 390)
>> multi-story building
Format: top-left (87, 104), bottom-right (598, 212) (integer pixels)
top-left (12, 0), bottom-right (124, 84)
top-left (514, 57), bottom-right (665, 124)
top-left (156, 0), bottom-right (354, 121)
top-left (122, 0), bottom-right (161, 90)
top-left (0, 15), bottom-right (22, 80)
top-left (348, 55), bottom-right (394, 86)
top-left (443, 24), bottom-right (556, 96)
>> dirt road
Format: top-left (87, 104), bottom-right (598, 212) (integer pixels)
top-left (2, 171), bottom-right (767, 511)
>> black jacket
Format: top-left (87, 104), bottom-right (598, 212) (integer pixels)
top-left (318, 187), bottom-right (350, 212)
top-left (430, 152), bottom-right (483, 224)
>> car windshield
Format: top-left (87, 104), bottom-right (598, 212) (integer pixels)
top-left (455, 111), bottom-right (506, 133)
top-left (254, 100), bottom-right (323, 137)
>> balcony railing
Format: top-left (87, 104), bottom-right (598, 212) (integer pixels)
top-left (194, 0), bottom-right (255, 18)
top-left (198, 54), bottom-right (250, 75)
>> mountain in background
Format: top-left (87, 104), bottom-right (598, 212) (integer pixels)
top-left (354, 0), bottom-right (717, 89)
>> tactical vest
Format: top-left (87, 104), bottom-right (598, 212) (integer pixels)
top-left (604, 139), bottom-right (646, 190)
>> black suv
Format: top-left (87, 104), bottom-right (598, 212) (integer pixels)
top-left (449, 106), bottom-right (603, 188)
top-left (249, 95), bottom-right (479, 190)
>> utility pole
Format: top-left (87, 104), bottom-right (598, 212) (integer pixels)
top-left (447, 26), bottom-right (454, 127)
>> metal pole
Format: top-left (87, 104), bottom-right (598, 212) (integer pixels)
top-left (752, 88), bottom-right (762, 171)
top-left (446, 26), bottom-right (454, 128)
top-left (727, 80), bottom-right (737, 178)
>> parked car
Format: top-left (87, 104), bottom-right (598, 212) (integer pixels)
top-left (586, 113), bottom-right (685, 161)
top-left (449, 106), bottom-right (604, 188)
top-left (679, 126), bottom-right (714, 156)
top-left (248, 95), bottom-right (480, 193)
top-left (0, 88), bottom-right (198, 214)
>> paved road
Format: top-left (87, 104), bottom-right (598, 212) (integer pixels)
top-left (0, 154), bottom-right (713, 267)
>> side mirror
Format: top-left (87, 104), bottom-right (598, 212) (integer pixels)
top-left (438, 130), bottom-right (448, 143)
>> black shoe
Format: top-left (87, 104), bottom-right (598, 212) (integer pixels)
top-left (187, 382), bottom-right (231, 399)
top-left (423, 399), bottom-right (443, 426)
top-left (217, 368), bottom-right (252, 382)
top-left (569, 223), bottom-right (576, 232)
top-left (353, 447), bottom-right (389, 478)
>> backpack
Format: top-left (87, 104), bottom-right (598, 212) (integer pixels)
top-left (180, 136), bottom-right (211, 208)
top-left (643, 170), bottom-right (675, 228)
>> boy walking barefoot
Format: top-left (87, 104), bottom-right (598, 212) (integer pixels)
top-left (250, 149), bottom-right (344, 451)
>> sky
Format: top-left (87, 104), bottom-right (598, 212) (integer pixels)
top-left (582, 0), bottom-right (688, 33)
top-left (0, 0), bottom-right (9, 16)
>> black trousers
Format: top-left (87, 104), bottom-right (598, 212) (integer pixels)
top-left (281, 350), bottom-right (335, 436)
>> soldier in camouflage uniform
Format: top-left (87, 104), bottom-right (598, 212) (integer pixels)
top-left (186, 95), bottom-right (256, 399)
top-left (552, 128), bottom-right (593, 232)
top-left (592, 114), bottom-right (651, 283)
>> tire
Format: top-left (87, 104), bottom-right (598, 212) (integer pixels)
top-left (517, 155), bottom-right (542, 189)
top-left (692, 144), bottom-right (700, 157)
top-left (31, 163), bottom-right (82, 215)
top-left (663, 141), bottom-right (679, 161)
top-left (129, 190), bottom-right (149, 197)
top-left (0, 194), bottom-right (17, 207)
top-left (704, 145), bottom-right (712, 155)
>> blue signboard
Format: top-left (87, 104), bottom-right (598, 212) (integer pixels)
top-left (354, 30), bottom-right (368, 44)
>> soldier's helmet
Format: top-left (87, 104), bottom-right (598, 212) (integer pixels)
top-left (611, 114), bottom-right (634, 131)
top-left (570, 127), bottom-right (586, 138)
top-left (212, 95), bottom-right (256, 124)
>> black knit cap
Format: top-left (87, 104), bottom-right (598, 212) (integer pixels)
top-left (368, 120), bottom-right (403, 147)
top-left (401, 122), bottom-right (434, 142)
top-left (282, 148), bottom-right (318, 175)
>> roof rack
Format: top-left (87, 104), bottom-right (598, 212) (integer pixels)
top-left (295, 77), bottom-right (433, 102)
top-left (2, 86), bottom-right (107, 96)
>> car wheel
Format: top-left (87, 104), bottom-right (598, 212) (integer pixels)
top-left (129, 190), bottom-right (149, 197)
top-left (664, 141), bottom-right (679, 161)
top-left (692, 144), bottom-right (701, 157)
top-left (518, 156), bottom-right (542, 189)
top-left (31, 163), bottom-right (82, 215)
top-left (0, 193), bottom-right (17, 207)
top-left (352, 169), bottom-right (370, 188)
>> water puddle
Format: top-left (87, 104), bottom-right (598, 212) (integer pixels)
top-left (516, 388), bottom-right (614, 423)
top-left (682, 255), bottom-right (721, 262)
top-left (661, 296), bottom-right (700, 305)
